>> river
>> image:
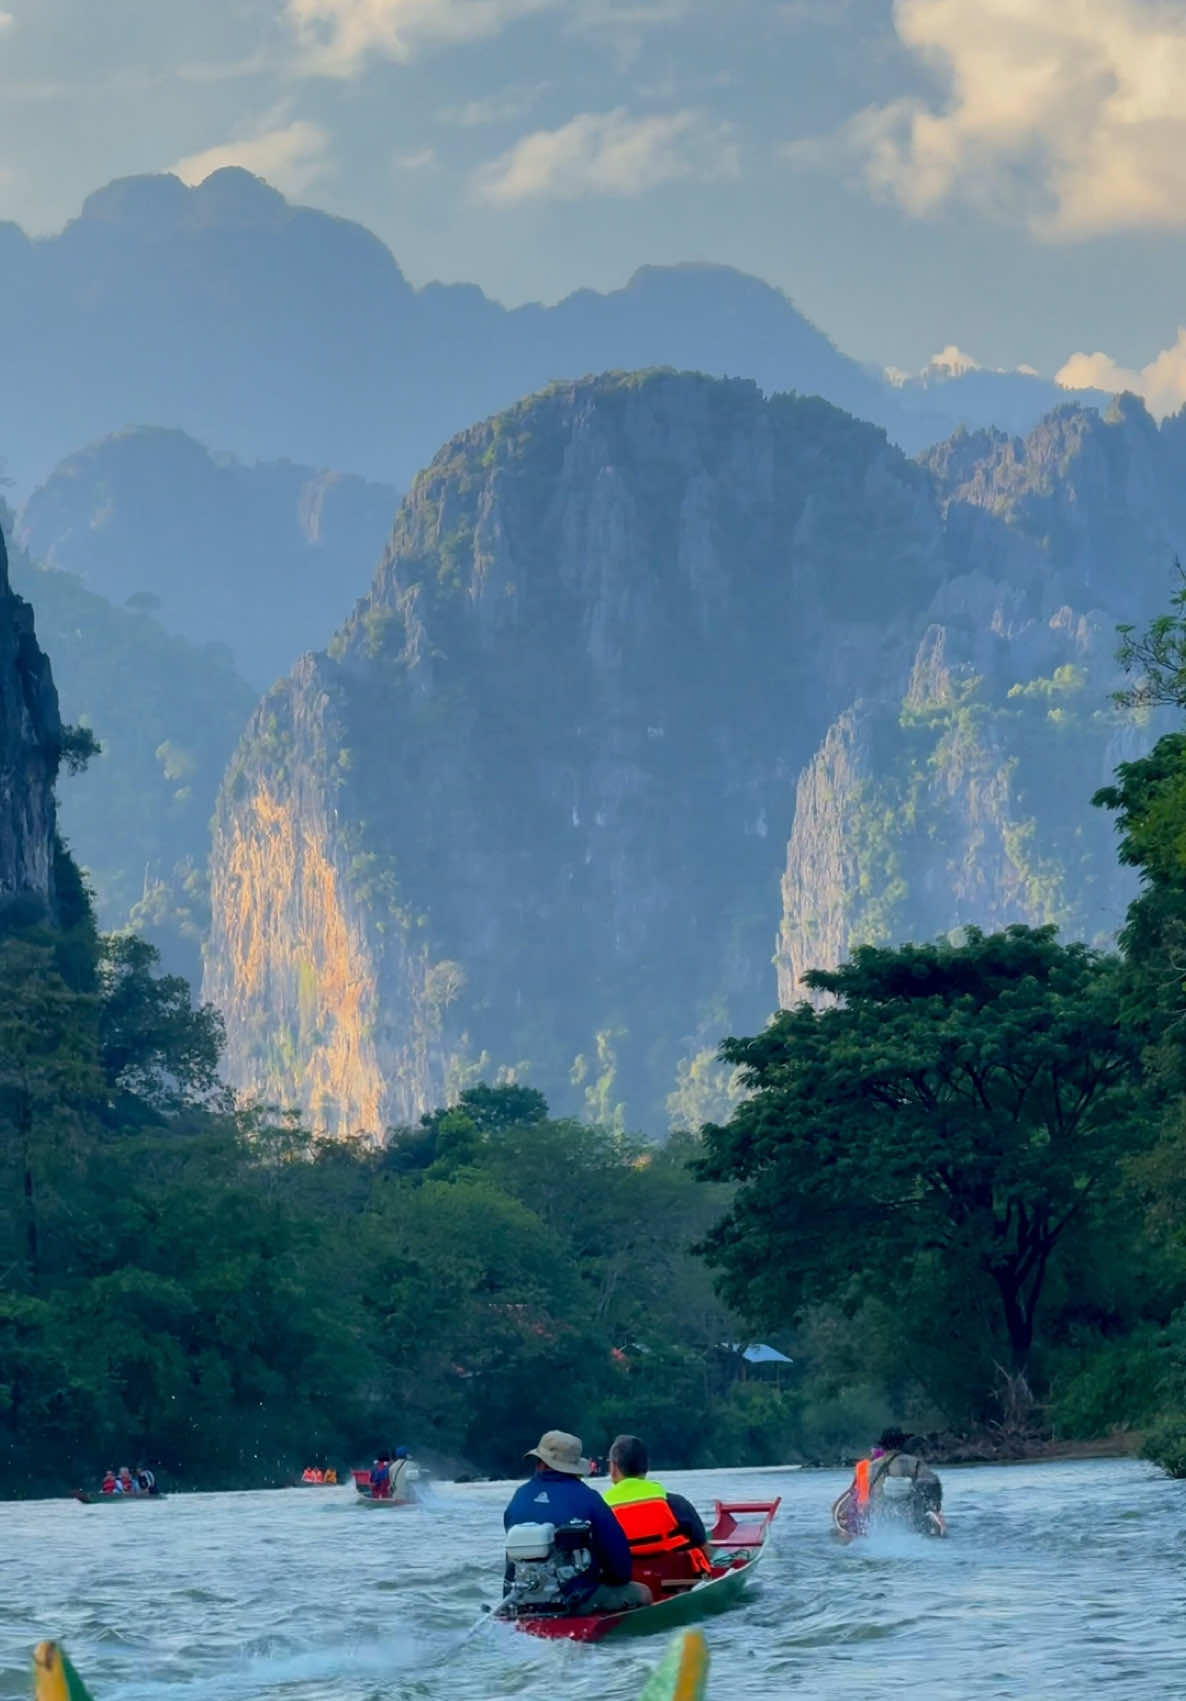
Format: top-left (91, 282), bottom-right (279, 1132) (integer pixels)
top-left (1, 1459), bottom-right (1180, 1701)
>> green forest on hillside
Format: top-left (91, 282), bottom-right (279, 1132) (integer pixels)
top-left (10, 593), bottom-right (1186, 1490)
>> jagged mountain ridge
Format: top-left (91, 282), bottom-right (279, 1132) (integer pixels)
top-left (1, 169), bottom-right (1110, 499)
top-left (203, 375), bottom-right (1177, 1137)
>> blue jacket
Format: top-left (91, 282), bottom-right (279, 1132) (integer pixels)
top-left (504, 1469), bottom-right (633, 1598)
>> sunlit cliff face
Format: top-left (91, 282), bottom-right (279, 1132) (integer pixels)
top-left (204, 375), bottom-right (1178, 1139)
top-left (208, 781), bottom-right (387, 1137)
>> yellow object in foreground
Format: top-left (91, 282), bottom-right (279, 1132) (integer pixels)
top-left (31, 1629), bottom-right (706, 1701)
top-left (638, 1630), bottom-right (710, 1701)
top-left (33, 1644), bottom-right (95, 1701)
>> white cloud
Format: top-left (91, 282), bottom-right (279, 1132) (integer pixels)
top-left (392, 145), bottom-right (437, 171)
top-left (473, 107), bottom-right (739, 205)
top-left (437, 84), bottom-right (549, 126)
top-left (1057, 331), bottom-right (1186, 417)
top-left (924, 344), bottom-right (980, 377)
top-left (810, 0), bottom-right (1186, 237)
top-left (287, 0), bottom-right (553, 73)
top-left (287, 0), bottom-right (696, 73)
top-left (171, 119), bottom-right (331, 196)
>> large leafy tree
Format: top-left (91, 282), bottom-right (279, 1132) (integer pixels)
top-left (696, 926), bottom-right (1147, 1379)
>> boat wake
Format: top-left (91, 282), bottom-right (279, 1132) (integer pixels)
top-left (106, 1630), bottom-right (470, 1701)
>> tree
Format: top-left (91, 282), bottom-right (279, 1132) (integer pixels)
top-left (97, 933), bottom-right (225, 1114)
top-left (0, 940), bottom-right (101, 1287)
top-left (696, 927), bottom-right (1147, 1380)
top-left (1113, 566), bottom-right (1186, 711)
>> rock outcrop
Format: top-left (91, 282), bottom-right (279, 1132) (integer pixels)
top-left (0, 527), bottom-right (63, 915)
top-left (205, 378), bottom-right (1180, 1136)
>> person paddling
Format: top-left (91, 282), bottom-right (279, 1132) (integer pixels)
top-left (603, 1434), bottom-right (711, 1574)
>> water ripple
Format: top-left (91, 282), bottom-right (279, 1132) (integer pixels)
top-left (1, 1461), bottom-right (1181, 1701)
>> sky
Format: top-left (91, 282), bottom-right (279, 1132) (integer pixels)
top-left (4, 0), bottom-right (1186, 398)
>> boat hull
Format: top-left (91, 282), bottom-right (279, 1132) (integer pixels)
top-left (74, 1491), bottom-right (166, 1505)
top-left (831, 1487), bottom-right (946, 1541)
top-left (504, 1497), bottom-right (780, 1642)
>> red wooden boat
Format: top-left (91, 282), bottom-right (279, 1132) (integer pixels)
top-left (503, 1497), bottom-right (780, 1642)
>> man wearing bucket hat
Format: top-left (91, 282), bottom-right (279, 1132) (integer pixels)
top-left (503, 1430), bottom-right (652, 1611)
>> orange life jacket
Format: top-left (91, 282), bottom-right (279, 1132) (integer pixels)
top-left (611, 1497), bottom-right (713, 1573)
top-left (854, 1458), bottom-right (872, 1507)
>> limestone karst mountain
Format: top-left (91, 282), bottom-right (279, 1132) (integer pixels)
top-left (1, 168), bottom-right (1110, 501)
top-left (202, 375), bottom-right (1178, 1138)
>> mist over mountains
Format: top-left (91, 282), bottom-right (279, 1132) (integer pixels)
top-left (0, 164), bottom-right (1170, 1142)
top-left (1, 168), bottom-right (1112, 499)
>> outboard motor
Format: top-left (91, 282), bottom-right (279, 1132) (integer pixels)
top-left (503, 1519), bottom-right (594, 1612)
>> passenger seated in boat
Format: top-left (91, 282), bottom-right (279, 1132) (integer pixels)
top-left (324, 1467), bottom-right (338, 1484)
top-left (101, 1470), bottom-right (117, 1495)
top-left (503, 1430), bottom-right (651, 1613)
top-left (604, 1435), bottom-right (711, 1575)
top-left (840, 1428), bottom-right (944, 1534)
top-left (135, 1464), bottom-right (157, 1495)
top-left (116, 1467), bottom-right (138, 1495)
top-left (389, 1447), bottom-right (411, 1500)
top-left (369, 1454), bottom-right (392, 1498)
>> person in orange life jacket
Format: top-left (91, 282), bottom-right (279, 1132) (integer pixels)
top-left (851, 1428), bottom-right (943, 1527)
top-left (503, 1430), bottom-right (652, 1611)
top-left (101, 1470), bottom-right (117, 1495)
top-left (603, 1435), bottom-right (712, 1572)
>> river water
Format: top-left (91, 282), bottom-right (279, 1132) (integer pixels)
top-left (1, 1459), bottom-right (1181, 1701)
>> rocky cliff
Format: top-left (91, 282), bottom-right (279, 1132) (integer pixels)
top-left (0, 527), bottom-right (64, 916)
top-left (206, 373), bottom-right (948, 1133)
top-left (205, 378), bottom-right (1177, 1136)
top-left (777, 398), bottom-right (1173, 1003)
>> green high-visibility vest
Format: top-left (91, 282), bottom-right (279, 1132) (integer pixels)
top-left (604, 1475), bottom-right (667, 1506)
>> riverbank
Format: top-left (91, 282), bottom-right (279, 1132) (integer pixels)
top-left (919, 1431), bottom-right (1139, 1466)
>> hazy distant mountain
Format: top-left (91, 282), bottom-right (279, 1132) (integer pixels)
top-left (3, 507), bottom-right (257, 984)
top-left (889, 355), bottom-right (1114, 442)
top-left (19, 428), bottom-right (398, 689)
top-left (0, 169), bottom-right (1108, 498)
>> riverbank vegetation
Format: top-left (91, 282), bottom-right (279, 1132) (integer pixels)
top-left (0, 884), bottom-right (799, 1490)
top-left (699, 582), bottom-right (1186, 1478)
top-left (14, 590), bottom-right (1186, 1489)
